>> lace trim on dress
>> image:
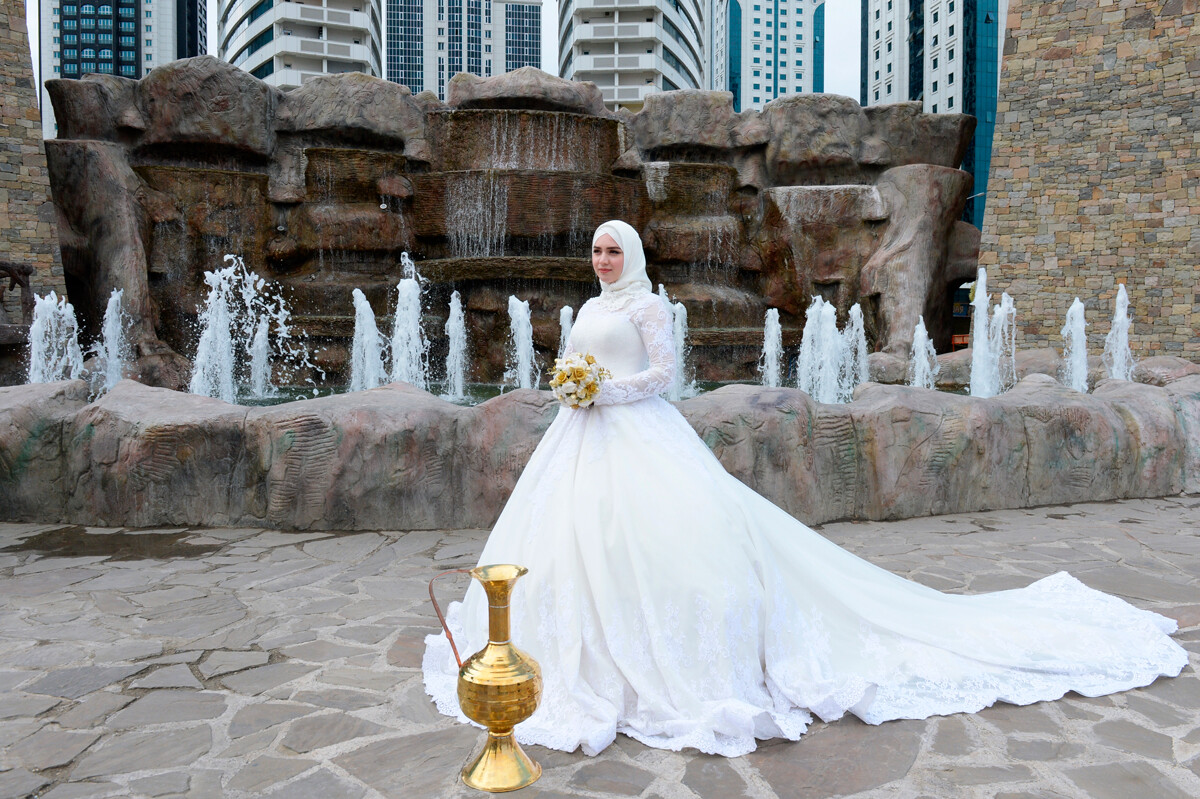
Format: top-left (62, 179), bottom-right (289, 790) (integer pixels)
top-left (592, 294), bottom-right (676, 406)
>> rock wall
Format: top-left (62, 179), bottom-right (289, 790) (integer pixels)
top-left (0, 0), bottom-right (64, 380)
top-left (40, 59), bottom-right (980, 389)
top-left (981, 0), bottom-right (1200, 362)
top-left (3, 365), bottom-right (1196, 531)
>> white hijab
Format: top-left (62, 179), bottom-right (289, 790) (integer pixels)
top-left (593, 220), bottom-right (652, 299)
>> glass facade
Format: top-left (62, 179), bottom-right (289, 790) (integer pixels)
top-left (504, 3), bottom-right (540, 72)
top-left (728, 0), bottom-right (741, 110)
top-left (387, 0), bottom-right (424, 91)
top-left (56, 0), bottom-right (142, 78)
top-left (813, 2), bottom-right (823, 92)
top-left (961, 0), bottom-right (998, 228)
top-left (176, 0), bottom-right (206, 57)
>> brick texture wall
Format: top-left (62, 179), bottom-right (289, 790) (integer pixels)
top-left (981, 0), bottom-right (1200, 361)
top-left (0, 0), bottom-right (62, 321)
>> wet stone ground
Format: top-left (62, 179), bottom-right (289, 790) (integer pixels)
top-left (0, 497), bottom-right (1197, 799)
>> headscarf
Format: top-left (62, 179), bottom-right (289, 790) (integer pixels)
top-left (592, 220), bottom-right (652, 298)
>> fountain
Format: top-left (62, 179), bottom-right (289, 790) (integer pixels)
top-left (558, 306), bottom-right (574, 359)
top-left (350, 289), bottom-right (386, 392)
top-left (188, 270), bottom-right (237, 403)
top-left (796, 298), bottom-right (840, 404)
top-left (838, 304), bottom-right (869, 404)
top-left (1060, 298), bottom-right (1088, 393)
top-left (248, 320), bottom-right (273, 399)
top-left (907, 316), bottom-right (940, 390)
top-left (390, 278), bottom-right (429, 390)
top-left (504, 296), bottom-right (536, 390)
top-left (668, 301), bottom-right (696, 401)
top-left (969, 268), bottom-right (1017, 398)
top-left (27, 291), bottom-right (84, 384)
top-left (444, 291), bottom-right (468, 401)
top-left (92, 289), bottom-right (132, 393)
top-left (759, 308), bottom-right (783, 388)
top-left (1103, 284), bottom-right (1135, 381)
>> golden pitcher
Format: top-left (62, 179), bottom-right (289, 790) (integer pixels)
top-left (430, 564), bottom-right (542, 793)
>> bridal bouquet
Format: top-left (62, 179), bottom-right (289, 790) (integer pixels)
top-left (549, 352), bottom-right (612, 407)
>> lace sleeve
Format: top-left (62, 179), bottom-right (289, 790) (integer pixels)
top-left (593, 296), bottom-right (677, 406)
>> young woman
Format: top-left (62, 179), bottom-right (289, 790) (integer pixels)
top-left (423, 220), bottom-right (1186, 757)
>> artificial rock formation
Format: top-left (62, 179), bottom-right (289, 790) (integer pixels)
top-left (38, 57), bottom-right (981, 389)
top-left (2, 365), bottom-right (1197, 531)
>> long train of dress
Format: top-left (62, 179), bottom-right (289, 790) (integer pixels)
top-left (423, 293), bottom-right (1187, 758)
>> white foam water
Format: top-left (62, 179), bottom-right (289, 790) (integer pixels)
top-left (908, 316), bottom-right (940, 390)
top-left (504, 296), bottom-right (536, 390)
top-left (443, 291), bottom-right (468, 401)
top-left (27, 291), bottom-right (85, 384)
top-left (1102, 284), bottom-right (1135, 381)
top-left (350, 288), bottom-right (386, 392)
top-left (1060, 297), bottom-right (1088, 392)
top-left (759, 308), bottom-right (783, 388)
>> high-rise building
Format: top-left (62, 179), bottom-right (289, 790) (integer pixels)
top-left (386, 0), bottom-right (541, 100)
top-left (716, 0), bottom-right (824, 112)
top-left (859, 0), bottom-right (1002, 227)
top-left (216, 0), bottom-right (383, 91)
top-left (558, 0), bottom-right (708, 111)
top-left (38, 0), bottom-right (207, 138)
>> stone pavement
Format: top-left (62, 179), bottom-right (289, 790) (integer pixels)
top-left (0, 497), bottom-right (1197, 799)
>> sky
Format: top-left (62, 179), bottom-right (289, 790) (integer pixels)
top-left (27, 0), bottom-right (862, 103)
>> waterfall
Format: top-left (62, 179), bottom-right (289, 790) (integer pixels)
top-left (444, 290), bottom-right (468, 401)
top-left (1060, 298), bottom-right (1088, 392)
top-left (27, 291), bottom-right (85, 384)
top-left (908, 316), bottom-right (940, 389)
top-left (558, 305), bottom-right (574, 358)
top-left (838, 303), bottom-right (869, 403)
top-left (350, 289), bottom-right (386, 392)
top-left (189, 270), bottom-right (237, 403)
top-left (93, 288), bottom-right (132, 392)
top-left (390, 278), bottom-right (428, 389)
top-left (759, 308), bottom-right (783, 388)
top-left (1102, 284), bottom-right (1135, 381)
top-left (504, 296), bottom-right (536, 390)
top-left (247, 320), bottom-right (273, 399)
top-left (447, 173), bottom-right (508, 258)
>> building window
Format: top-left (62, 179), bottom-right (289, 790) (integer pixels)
top-left (932, 11), bottom-right (938, 22)
top-left (948, 47), bottom-right (954, 59)
top-left (886, 82), bottom-right (891, 93)
top-left (948, 96), bottom-right (954, 107)
top-left (933, 56), bottom-right (938, 69)
top-left (932, 103), bottom-right (937, 112)
top-left (98, 4), bottom-right (111, 13)
top-left (949, 0), bottom-right (954, 9)
top-left (887, 63), bottom-right (891, 73)
top-left (874, 49), bottom-right (879, 60)
top-left (119, 5), bottom-right (133, 15)
top-left (145, 11), bottom-right (151, 17)
top-left (932, 35), bottom-right (938, 45)
top-left (82, 47), bottom-right (96, 57)
top-left (932, 80), bottom-right (937, 91)
top-left (99, 48), bottom-right (112, 58)
top-left (948, 24), bottom-right (954, 36)
top-left (81, 3), bottom-right (95, 11)
top-left (874, 89), bottom-right (879, 100)
top-left (948, 72), bottom-right (954, 84)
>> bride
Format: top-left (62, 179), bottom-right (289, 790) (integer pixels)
top-left (423, 220), bottom-right (1188, 757)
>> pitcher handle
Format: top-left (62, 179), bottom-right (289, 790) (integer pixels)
top-left (429, 568), bottom-right (472, 669)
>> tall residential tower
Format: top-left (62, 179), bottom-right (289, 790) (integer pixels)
top-left (385, 0), bottom-right (541, 99)
top-left (859, 0), bottom-right (1003, 227)
top-left (38, 0), bottom-right (207, 138)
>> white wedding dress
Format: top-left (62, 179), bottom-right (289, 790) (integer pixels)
top-left (423, 288), bottom-right (1188, 757)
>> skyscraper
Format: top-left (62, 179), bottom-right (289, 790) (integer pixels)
top-left (216, 0), bottom-right (383, 90)
top-left (558, 0), bottom-right (708, 111)
top-left (385, 0), bottom-right (541, 100)
top-left (860, 0), bottom-right (1002, 227)
top-left (717, 0), bottom-right (824, 112)
top-left (38, 0), bottom-right (207, 138)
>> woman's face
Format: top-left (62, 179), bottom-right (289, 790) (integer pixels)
top-left (592, 233), bottom-right (624, 284)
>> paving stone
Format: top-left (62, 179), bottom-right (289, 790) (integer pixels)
top-left (1006, 738), bottom-right (1086, 761)
top-left (1093, 719), bottom-right (1176, 760)
top-left (55, 692), bottom-right (135, 728)
top-left (746, 718), bottom-right (923, 797)
top-left (0, 692), bottom-right (61, 719)
top-left (184, 769), bottom-right (223, 798)
top-left (681, 757), bottom-right (750, 798)
top-left (931, 715), bottom-right (973, 756)
top-left (568, 761), bottom-right (657, 795)
top-left (108, 691), bottom-right (227, 729)
top-left (0, 769), bottom-right (49, 799)
top-left (3, 642), bottom-right (87, 668)
top-left (128, 772), bottom-right (190, 797)
top-left (976, 704), bottom-right (1060, 735)
top-left (318, 667), bottom-right (402, 691)
top-left (1140, 671), bottom-right (1200, 709)
top-left (336, 625), bottom-right (394, 645)
top-left (219, 663), bottom-right (318, 695)
top-left (388, 629), bottom-right (438, 668)
top-left (40, 783), bottom-right (122, 799)
top-left (25, 665), bottom-right (144, 699)
top-left (228, 755), bottom-right (315, 792)
top-left (1066, 761), bottom-right (1194, 799)
top-left (1123, 692), bottom-right (1192, 727)
top-left (260, 768), bottom-right (367, 799)
top-left (280, 711), bottom-right (386, 754)
top-left (280, 640), bottom-right (374, 662)
top-left (228, 702), bottom-right (313, 738)
top-left (72, 726), bottom-right (212, 779)
top-left (7, 727), bottom-right (101, 769)
top-left (130, 664), bottom-right (203, 689)
top-left (197, 650), bottom-right (269, 678)
top-left (334, 727), bottom-right (479, 796)
top-left (303, 534), bottom-right (385, 563)
top-left (291, 688), bottom-right (382, 711)
top-left (939, 764), bottom-right (1034, 785)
